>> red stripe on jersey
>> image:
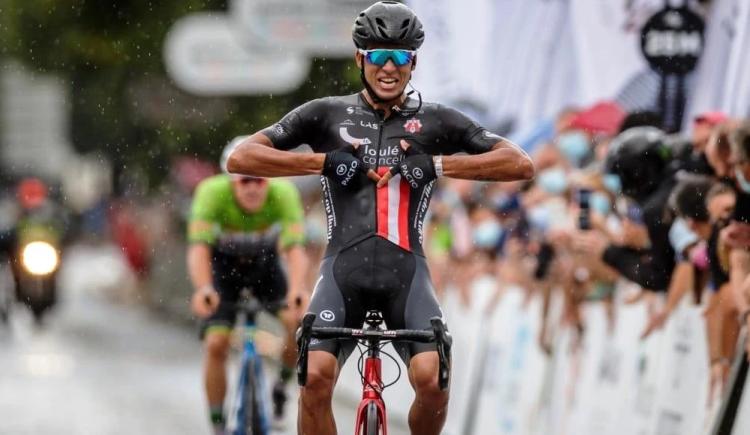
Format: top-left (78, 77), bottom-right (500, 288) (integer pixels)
top-left (376, 167), bottom-right (390, 238)
top-left (398, 177), bottom-right (410, 250)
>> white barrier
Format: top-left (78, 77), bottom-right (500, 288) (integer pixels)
top-left (332, 278), bottom-right (730, 435)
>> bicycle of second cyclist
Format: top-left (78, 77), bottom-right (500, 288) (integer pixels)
top-left (296, 310), bottom-right (452, 435)
top-left (226, 289), bottom-right (286, 435)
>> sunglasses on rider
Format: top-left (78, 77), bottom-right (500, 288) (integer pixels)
top-left (236, 176), bottom-right (266, 186)
top-left (358, 49), bottom-right (416, 67)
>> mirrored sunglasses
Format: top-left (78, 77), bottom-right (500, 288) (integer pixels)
top-left (358, 49), bottom-right (415, 67)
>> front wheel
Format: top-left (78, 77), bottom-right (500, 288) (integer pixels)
top-left (365, 402), bottom-right (380, 435)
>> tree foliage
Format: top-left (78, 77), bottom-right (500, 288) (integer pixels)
top-left (1, 0), bottom-right (359, 188)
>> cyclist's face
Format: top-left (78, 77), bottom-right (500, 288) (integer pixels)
top-left (356, 45), bottom-right (415, 102)
top-left (231, 176), bottom-right (269, 213)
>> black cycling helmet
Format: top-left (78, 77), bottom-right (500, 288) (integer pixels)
top-left (605, 126), bottom-right (672, 201)
top-left (352, 1), bottom-right (424, 50)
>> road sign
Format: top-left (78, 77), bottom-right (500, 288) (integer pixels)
top-left (229, 0), bottom-right (373, 56)
top-left (164, 13), bottom-right (310, 96)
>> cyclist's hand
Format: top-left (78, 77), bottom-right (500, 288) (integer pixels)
top-left (286, 290), bottom-right (309, 321)
top-left (191, 286), bottom-right (220, 318)
top-left (323, 144), bottom-right (380, 187)
top-left (640, 309), bottom-right (668, 340)
top-left (378, 140), bottom-right (437, 189)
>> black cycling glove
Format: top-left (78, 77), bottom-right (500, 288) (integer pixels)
top-left (323, 145), bottom-right (366, 187)
top-left (390, 146), bottom-right (437, 190)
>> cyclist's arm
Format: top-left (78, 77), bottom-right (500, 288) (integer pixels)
top-left (187, 242), bottom-right (213, 292)
top-left (283, 244), bottom-right (309, 299)
top-left (227, 132), bottom-right (324, 177)
top-left (441, 140), bottom-right (534, 182)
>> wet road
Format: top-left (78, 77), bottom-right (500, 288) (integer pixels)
top-left (0, 245), bottom-right (407, 435)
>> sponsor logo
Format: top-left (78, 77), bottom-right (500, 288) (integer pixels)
top-left (320, 177), bottom-right (335, 240)
top-left (401, 163), bottom-right (419, 189)
top-left (340, 119), bottom-right (355, 126)
top-left (273, 123), bottom-right (285, 136)
top-left (336, 161), bottom-right (358, 186)
top-left (346, 106), bottom-right (375, 117)
top-left (320, 310), bottom-right (336, 322)
top-left (339, 127), bottom-right (372, 145)
top-left (415, 180), bottom-right (434, 244)
top-left (413, 168), bottom-right (424, 179)
top-left (360, 120), bottom-right (378, 130)
top-left (403, 119), bottom-right (422, 134)
top-left (361, 144), bottom-right (402, 167)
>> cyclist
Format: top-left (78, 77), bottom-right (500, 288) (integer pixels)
top-left (226, 2), bottom-right (534, 434)
top-left (188, 137), bottom-right (309, 435)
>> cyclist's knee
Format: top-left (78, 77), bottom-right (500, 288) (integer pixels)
top-left (301, 352), bottom-right (337, 403)
top-left (410, 352), bottom-right (449, 406)
top-left (205, 332), bottom-right (231, 361)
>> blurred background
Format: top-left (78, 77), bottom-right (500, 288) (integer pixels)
top-left (1, 0), bottom-right (750, 434)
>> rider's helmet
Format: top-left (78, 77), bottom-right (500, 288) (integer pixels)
top-left (352, 1), bottom-right (425, 50)
top-left (605, 126), bottom-right (671, 202)
top-left (220, 136), bottom-right (250, 174)
top-left (16, 177), bottom-right (48, 210)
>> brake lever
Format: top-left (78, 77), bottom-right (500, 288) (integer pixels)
top-left (430, 317), bottom-right (452, 391)
top-left (296, 313), bottom-right (316, 386)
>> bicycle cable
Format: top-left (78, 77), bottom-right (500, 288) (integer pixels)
top-left (355, 341), bottom-right (403, 399)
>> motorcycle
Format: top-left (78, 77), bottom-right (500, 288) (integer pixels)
top-left (15, 227), bottom-right (62, 323)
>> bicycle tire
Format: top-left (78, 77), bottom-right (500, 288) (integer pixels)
top-left (365, 402), bottom-right (379, 435)
top-left (243, 360), bottom-right (265, 435)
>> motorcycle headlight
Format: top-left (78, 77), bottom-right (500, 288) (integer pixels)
top-left (22, 241), bottom-right (59, 276)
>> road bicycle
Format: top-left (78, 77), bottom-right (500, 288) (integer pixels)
top-left (296, 310), bottom-right (452, 435)
top-left (226, 290), bottom-right (286, 435)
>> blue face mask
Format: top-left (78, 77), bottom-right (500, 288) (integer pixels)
top-left (557, 132), bottom-right (590, 167)
top-left (527, 205), bottom-right (550, 232)
top-left (603, 174), bottom-right (621, 194)
top-left (473, 220), bottom-right (503, 249)
top-left (537, 167), bottom-right (568, 195)
top-left (736, 167), bottom-right (750, 193)
top-left (590, 192), bottom-right (611, 216)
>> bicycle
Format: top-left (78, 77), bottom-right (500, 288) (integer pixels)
top-left (225, 290), bottom-right (287, 435)
top-left (296, 310), bottom-right (452, 435)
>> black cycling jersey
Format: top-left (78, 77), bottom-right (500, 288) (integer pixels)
top-left (262, 92), bottom-right (501, 257)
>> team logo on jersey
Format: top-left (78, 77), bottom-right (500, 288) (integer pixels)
top-left (340, 119), bottom-right (355, 126)
top-left (403, 119), bottom-right (422, 134)
top-left (339, 127), bottom-right (372, 145)
top-left (320, 310), bottom-right (336, 322)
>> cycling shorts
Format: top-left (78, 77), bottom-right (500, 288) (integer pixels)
top-left (307, 236), bottom-right (445, 366)
top-left (201, 249), bottom-right (287, 338)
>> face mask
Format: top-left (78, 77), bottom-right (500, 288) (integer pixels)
top-left (537, 167), bottom-right (568, 195)
top-left (557, 132), bottom-right (590, 167)
top-left (473, 220), bottom-right (503, 249)
top-left (590, 192), bottom-right (611, 216)
top-left (603, 174), bottom-right (621, 194)
top-left (735, 167), bottom-right (750, 193)
top-left (527, 205), bottom-right (550, 232)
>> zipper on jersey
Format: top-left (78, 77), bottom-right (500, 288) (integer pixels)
top-left (373, 109), bottom-right (385, 279)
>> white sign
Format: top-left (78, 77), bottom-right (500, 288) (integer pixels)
top-left (229, 0), bottom-right (372, 55)
top-left (163, 13), bottom-right (309, 96)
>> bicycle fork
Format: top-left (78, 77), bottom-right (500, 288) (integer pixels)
top-left (355, 345), bottom-right (388, 435)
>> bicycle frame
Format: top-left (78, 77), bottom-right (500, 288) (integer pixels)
top-left (297, 311), bottom-right (451, 435)
top-left (229, 296), bottom-right (271, 435)
top-left (354, 331), bottom-right (389, 435)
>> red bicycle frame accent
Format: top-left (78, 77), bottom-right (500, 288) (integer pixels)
top-left (354, 356), bottom-right (388, 435)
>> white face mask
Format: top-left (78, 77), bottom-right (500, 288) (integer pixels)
top-left (736, 167), bottom-right (750, 193)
